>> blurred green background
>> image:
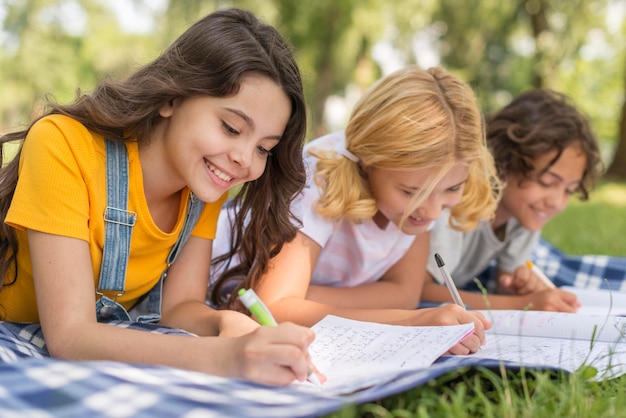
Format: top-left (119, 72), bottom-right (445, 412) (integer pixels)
top-left (1, 1), bottom-right (624, 155)
top-left (2, 0), bottom-right (625, 249)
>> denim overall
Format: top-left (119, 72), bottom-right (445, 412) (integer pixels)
top-left (94, 139), bottom-right (205, 323)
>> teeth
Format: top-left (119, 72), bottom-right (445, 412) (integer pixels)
top-left (208, 164), bottom-right (232, 182)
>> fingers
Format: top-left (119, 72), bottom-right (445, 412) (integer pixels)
top-left (234, 322), bottom-right (317, 386)
top-left (498, 274), bottom-right (513, 292)
top-left (553, 290), bottom-right (580, 312)
top-left (426, 305), bottom-right (488, 352)
top-left (466, 311), bottom-right (488, 345)
top-left (531, 289), bottom-right (580, 313)
top-left (448, 333), bottom-right (482, 355)
top-left (509, 266), bottom-right (536, 294)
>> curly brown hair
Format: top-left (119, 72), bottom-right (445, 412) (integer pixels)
top-left (486, 88), bottom-right (602, 200)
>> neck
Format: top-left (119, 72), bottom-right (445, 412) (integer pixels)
top-left (491, 206), bottom-right (510, 241)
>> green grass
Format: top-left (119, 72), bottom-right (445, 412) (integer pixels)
top-left (543, 181), bottom-right (626, 255)
top-left (323, 180), bottom-right (626, 418)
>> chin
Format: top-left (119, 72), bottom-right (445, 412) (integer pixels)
top-left (521, 220), bottom-right (545, 232)
top-left (401, 225), bottom-right (429, 236)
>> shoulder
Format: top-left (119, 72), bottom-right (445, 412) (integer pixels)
top-left (302, 130), bottom-right (346, 178)
top-left (506, 218), bottom-right (538, 239)
top-left (304, 131), bottom-right (346, 155)
top-left (30, 114), bottom-right (93, 140)
top-left (26, 114), bottom-right (105, 159)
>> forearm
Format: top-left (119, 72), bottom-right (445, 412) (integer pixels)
top-left (306, 281), bottom-right (421, 310)
top-left (46, 320), bottom-right (239, 376)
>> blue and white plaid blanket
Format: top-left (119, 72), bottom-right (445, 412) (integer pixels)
top-left (0, 321), bottom-right (348, 417)
top-left (464, 238), bottom-right (626, 293)
top-left (532, 238), bottom-right (626, 291)
top-left (0, 320), bottom-right (507, 417)
top-left (1, 238), bottom-right (624, 417)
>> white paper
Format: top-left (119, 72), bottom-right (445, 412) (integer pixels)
top-left (561, 286), bottom-right (626, 316)
top-left (465, 310), bottom-right (626, 380)
top-left (303, 315), bottom-right (475, 394)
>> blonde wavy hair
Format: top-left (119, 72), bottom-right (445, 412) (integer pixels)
top-left (310, 65), bottom-right (501, 232)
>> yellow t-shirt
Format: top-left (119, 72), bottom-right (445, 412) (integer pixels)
top-left (1, 115), bottom-right (226, 322)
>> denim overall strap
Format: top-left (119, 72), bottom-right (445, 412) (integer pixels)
top-left (97, 140), bottom-right (136, 295)
top-left (95, 140), bottom-right (137, 321)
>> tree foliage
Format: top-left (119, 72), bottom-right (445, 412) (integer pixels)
top-left (1, 0), bottom-right (624, 178)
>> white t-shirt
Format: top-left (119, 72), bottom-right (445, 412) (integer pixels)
top-left (211, 131), bottom-right (416, 288)
top-left (426, 209), bottom-right (540, 287)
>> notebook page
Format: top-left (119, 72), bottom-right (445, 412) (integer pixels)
top-left (479, 310), bottom-right (626, 342)
top-left (305, 315), bottom-right (474, 394)
top-left (467, 333), bottom-right (626, 381)
top-left (561, 286), bottom-right (626, 316)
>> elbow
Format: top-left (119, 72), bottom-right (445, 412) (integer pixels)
top-left (44, 333), bottom-right (80, 360)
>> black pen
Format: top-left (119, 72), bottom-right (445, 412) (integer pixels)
top-left (434, 253), bottom-right (465, 309)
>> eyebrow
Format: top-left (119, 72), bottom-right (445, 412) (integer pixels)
top-left (225, 107), bottom-right (282, 141)
top-left (544, 170), bottom-right (582, 186)
top-left (399, 177), bottom-right (469, 191)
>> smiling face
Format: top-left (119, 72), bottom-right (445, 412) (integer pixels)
top-left (494, 143), bottom-right (587, 231)
top-left (366, 162), bottom-right (470, 235)
top-left (156, 74), bottom-right (291, 203)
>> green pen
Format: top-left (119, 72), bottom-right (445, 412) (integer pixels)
top-left (238, 288), bottom-right (277, 326)
top-left (237, 288), bottom-right (323, 387)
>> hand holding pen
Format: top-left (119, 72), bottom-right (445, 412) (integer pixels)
top-left (525, 260), bottom-right (556, 289)
top-left (498, 260), bottom-right (555, 295)
top-left (432, 253), bottom-right (493, 354)
top-left (238, 288), bottom-right (324, 387)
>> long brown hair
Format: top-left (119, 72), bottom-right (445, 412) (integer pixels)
top-left (0, 9), bottom-right (307, 303)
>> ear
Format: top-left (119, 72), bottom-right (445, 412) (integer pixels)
top-left (158, 98), bottom-right (181, 118)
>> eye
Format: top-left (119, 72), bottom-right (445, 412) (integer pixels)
top-left (535, 176), bottom-right (554, 188)
top-left (257, 145), bottom-right (272, 156)
top-left (448, 183), bottom-right (464, 192)
top-left (221, 121), bottom-right (239, 135)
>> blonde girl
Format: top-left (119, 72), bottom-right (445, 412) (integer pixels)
top-left (212, 65), bottom-right (501, 355)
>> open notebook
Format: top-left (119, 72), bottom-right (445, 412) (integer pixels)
top-left (466, 310), bottom-right (626, 380)
top-left (301, 315), bottom-right (474, 395)
top-left (562, 286), bottom-right (626, 316)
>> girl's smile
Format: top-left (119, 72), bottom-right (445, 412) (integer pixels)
top-left (144, 74), bottom-right (291, 204)
top-left (367, 163), bottom-right (469, 235)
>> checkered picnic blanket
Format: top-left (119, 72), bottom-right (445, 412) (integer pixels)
top-left (1, 238), bottom-right (623, 417)
top-left (0, 319), bottom-right (507, 417)
top-left (532, 238), bottom-right (626, 291)
top-left (0, 320), bottom-right (352, 417)
top-left (465, 238), bottom-right (626, 293)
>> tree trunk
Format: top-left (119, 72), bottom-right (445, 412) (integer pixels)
top-left (529, 0), bottom-right (549, 88)
top-left (604, 67), bottom-right (626, 179)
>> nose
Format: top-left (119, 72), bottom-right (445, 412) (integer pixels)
top-left (413, 194), bottom-right (443, 221)
top-left (545, 189), bottom-right (570, 212)
top-left (230, 143), bottom-right (254, 169)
